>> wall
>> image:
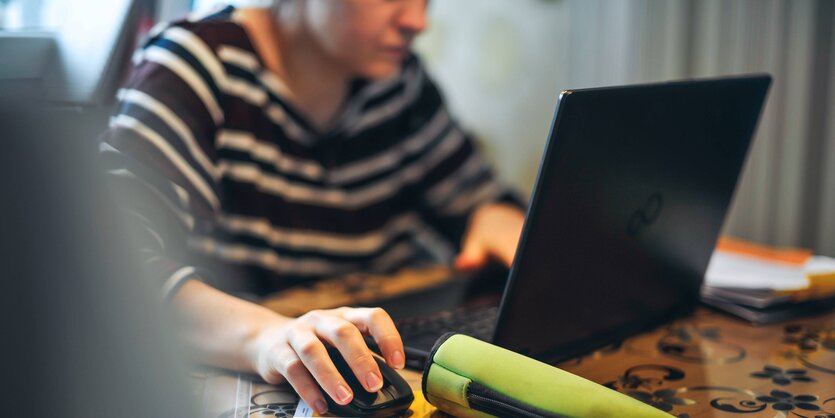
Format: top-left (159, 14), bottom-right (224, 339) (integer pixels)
top-left (414, 0), bottom-right (835, 256)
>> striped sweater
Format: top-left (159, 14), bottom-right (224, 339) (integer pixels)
top-left (100, 7), bottom-right (518, 299)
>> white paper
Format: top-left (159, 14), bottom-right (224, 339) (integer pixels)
top-left (293, 400), bottom-right (315, 418)
top-left (195, 370), bottom-right (304, 418)
top-left (704, 251), bottom-right (809, 290)
top-left (806, 256), bottom-right (835, 275)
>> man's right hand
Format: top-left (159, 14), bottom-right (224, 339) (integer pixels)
top-left (246, 307), bottom-right (405, 415)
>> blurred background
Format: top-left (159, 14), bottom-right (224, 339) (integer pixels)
top-left (1, 0), bottom-right (833, 256)
top-left (411, 0), bottom-right (835, 259)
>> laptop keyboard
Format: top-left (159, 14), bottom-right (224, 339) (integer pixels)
top-left (396, 304), bottom-right (499, 352)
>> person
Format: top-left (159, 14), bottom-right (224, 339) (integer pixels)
top-left (100, 0), bottom-right (525, 414)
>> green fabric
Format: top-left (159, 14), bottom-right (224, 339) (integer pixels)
top-left (425, 334), bottom-right (673, 418)
top-left (425, 362), bottom-right (471, 407)
top-left (426, 396), bottom-right (494, 418)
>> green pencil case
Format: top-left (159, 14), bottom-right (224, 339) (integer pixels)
top-left (421, 333), bottom-right (673, 418)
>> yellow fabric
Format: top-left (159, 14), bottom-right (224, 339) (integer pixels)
top-left (406, 391), bottom-right (441, 418)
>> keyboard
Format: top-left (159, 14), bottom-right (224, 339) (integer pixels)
top-left (396, 304), bottom-right (499, 361)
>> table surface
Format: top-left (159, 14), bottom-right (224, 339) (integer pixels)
top-left (254, 268), bottom-right (835, 418)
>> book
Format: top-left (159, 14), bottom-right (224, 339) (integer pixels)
top-left (700, 292), bottom-right (835, 324)
top-left (700, 237), bottom-right (835, 324)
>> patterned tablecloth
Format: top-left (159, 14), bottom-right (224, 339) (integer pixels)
top-left (201, 268), bottom-right (835, 418)
top-left (552, 309), bottom-right (835, 418)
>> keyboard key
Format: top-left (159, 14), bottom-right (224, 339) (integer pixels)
top-left (397, 305), bottom-right (498, 351)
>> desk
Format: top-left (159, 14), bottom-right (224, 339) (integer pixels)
top-left (200, 268), bottom-right (835, 417)
top-left (548, 309), bottom-right (835, 417)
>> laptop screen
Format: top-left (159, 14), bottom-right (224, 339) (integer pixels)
top-left (492, 76), bottom-right (771, 362)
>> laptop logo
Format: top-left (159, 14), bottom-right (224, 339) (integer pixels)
top-left (628, 193), bottom-right (663, 236)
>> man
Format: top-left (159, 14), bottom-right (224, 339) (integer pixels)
top-left (101, 1), bottom-right (525, 414)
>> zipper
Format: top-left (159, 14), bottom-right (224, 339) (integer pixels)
top-left (467, 382), bottom-right (561, 418)
top-left (468, 392), bottom-right (549, 418)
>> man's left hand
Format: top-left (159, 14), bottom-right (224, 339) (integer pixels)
top-left (455, 203), bottom-right (525, 270)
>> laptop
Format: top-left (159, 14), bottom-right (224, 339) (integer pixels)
top-left (389, 75), bottom-right (772, 368)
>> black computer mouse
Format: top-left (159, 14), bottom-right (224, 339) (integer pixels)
top-left (323, 346), bottom-right (414, 417)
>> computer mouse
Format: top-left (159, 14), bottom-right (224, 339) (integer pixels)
top-left (323, 346), bottom-right (414, 417)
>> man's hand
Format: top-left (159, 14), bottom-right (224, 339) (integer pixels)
top-left (247, 307), bottom-right (404, 415)
top-left (455, 203), bottom-right (525, 270)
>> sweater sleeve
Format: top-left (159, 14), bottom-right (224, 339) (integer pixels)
top-left (100, 23), bottom-right (226, 300)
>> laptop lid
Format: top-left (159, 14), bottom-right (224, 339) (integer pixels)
top-left (491, 75), bottom-right (771, 363)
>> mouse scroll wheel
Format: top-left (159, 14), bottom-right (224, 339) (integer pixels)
top-left (372, 386), bottom-right (396, 405)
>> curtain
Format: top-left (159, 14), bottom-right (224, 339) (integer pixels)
top-left (418, 0), bottom-right (835, 256)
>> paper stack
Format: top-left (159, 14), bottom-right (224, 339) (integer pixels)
top-left (701, 237), bottom-right (835, 324)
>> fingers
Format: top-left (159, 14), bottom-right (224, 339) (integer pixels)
top-left (341, 307), bottom-right (405, 370)
top-left (455, 204), bottom-right (489, 270)
top-left (263, 307), bottom-right (400, 415)
top-left (286, 328), bottom-right (356, 406)
top-left (455, 238), bottom-right (489, 270)
top-left (311, 314), bottom-right (384, 393)
top-left (457, 203), bottom-right (525, 269)
top-left (268, 344), bottom-right (329, 415)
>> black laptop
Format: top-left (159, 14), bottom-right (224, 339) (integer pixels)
top-left (387, 75), bottom-right (772, 368)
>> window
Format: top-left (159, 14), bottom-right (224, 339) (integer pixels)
top-left (0, 0), bottom-right (146, 104)
top-left (0, 0), bottom-right (70, 31)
